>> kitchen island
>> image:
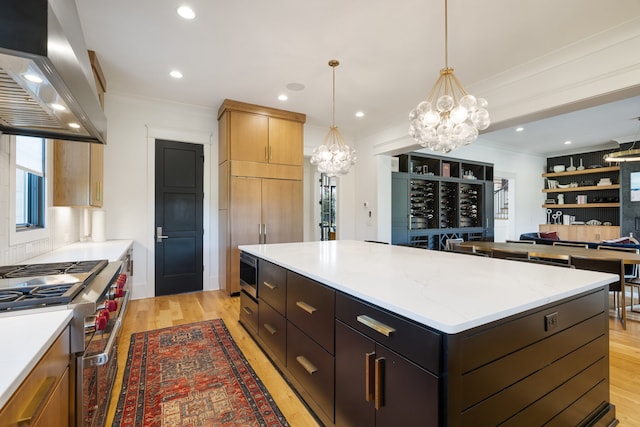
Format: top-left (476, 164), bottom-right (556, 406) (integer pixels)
top-left (239, 240), bottom-right (618, 426)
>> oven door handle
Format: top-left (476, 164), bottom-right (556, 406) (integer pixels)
top-left (84, 291), bottom-right (129, 367)
top-left (85, 317), bottom-right (122, 367)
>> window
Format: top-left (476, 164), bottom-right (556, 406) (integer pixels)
top-left (15, 136), bottom-right (45, 230)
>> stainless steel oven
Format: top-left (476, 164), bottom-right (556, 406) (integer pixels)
top-left (239, 251), bottom-right (258, 298)
top-left (0, 256), bottom-right (131, 427)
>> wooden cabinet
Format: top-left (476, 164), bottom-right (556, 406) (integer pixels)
top-left (392, 152), bottom-right (494, 249)
top-left (53, 51), bottom-right (106, 207)
top-left (335, 292), bottom-right (439, 427)
top-left (218, 99), bottom-right (305, 295)
top-left (53, 140), bottom-right (103, 206)
top-left (539, 224), bottom-right (620, 242)
top-left (0, 327), bottom-right (70, 427)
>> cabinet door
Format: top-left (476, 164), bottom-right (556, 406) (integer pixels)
top-left (262, 179), bottom-right (302, 244)
top-left (335, 320), bottom-right (376, 427)
top-left (53, 140), bottom-right (90, 206)
top-left (230, 177), bottom-right (262, 294)
top-left (268, 117), bottom-right (303, 166)
top-left (229, 111), bottom-right (269, 163)
top-left (391, 175), bottom-right (409, 245)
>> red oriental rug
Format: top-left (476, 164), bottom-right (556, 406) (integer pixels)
top-left (113, 319), bottom-right (289, 426)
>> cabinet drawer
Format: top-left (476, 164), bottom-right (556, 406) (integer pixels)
top-left (287, 322), bottom-right (334, 423)
top-left (0, 327), bottom-right (70, 427)
top-left (258, 260), bottom-right (287, 315)
top-left (258, 300), bottom-right (286, 364)
top-left (459, 288), bottom-right (606, 373)
top-left (286, 272), bottom-right (335, 354)
top-left (239, 291), bottom-right (259, 335)
top-left (336, 292), bottom-right (441, 374)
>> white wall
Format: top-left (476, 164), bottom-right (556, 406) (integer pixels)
top-left (102, 93), bottom-right (216, 299)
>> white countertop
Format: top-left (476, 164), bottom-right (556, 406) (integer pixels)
top-left (0, 309), bottom-right (73, 409)
top-left (239, 240), bottom-right (617, 334)
top-left (23, 239), bottom-right (133, 263)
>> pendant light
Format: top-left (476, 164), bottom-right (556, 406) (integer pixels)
top-left (409, 0), bottom-right (490, 153)
top-left (310, 60), bottom-right (357, 177)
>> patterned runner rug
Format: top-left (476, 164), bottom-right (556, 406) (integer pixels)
top-left (113, 319), bottom-right (289, 426)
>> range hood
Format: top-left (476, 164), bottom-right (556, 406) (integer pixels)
top-left (0, 0), bottom-right (106, 143)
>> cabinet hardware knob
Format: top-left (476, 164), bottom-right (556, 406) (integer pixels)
top-left (263, 323), bottom-right (277, 335)
top-left (374, 357), bottom-right (385, 410)
top-left (296, 301), bottom-right (317, 314)
top-left (357, 315), bottom-right (396, 337)
top-left (365, 352), bottom-right (375, 402)
top-left (296, 355), bottom-right (318, 375)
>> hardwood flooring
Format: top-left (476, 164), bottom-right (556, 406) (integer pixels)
top-left (106, 290), bottom-right (640, 426)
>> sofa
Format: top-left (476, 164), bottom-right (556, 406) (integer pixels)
top-left (519, 232), bottom-right (640, 251)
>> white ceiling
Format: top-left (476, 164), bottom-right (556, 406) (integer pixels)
top-left (75, 0), bottom-right (640, 157)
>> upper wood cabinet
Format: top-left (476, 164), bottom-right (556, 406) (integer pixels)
top-left (218, 99), bottom-right (305, 167)
top-left (53, 51), bottom-right (106, 207)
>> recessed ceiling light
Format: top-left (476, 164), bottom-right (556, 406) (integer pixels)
top-left (515, 127), bottom-right (524, 132)
top-left (24, 73), bottom-right (43, 84)
top-left (170, 70), bottom-right (183, 79)
top-left (355, 111), bottom-right (364, 118)
top-left (69, 122), bottom-right (80, 129)
top-left (278, 94), bottom-right (288, 101)
top-left (564, 140), bottom-right (572, 145)
top-left (286, 82), bottom-right (305, 91)
top-left (177, 6), bottom-right (195, 20)
top-left (51, 103), bottom-right (66, 111)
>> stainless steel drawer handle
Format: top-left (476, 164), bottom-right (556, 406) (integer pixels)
top-left (242, 306), bottom-right (253, 315)
top-left (263, 281), bottom-right (276, 290)
top-left (357, 315), bottom-right (396, 337)
top-left (296, 355), bottom-right (318, 375)
top-left (263, 323), bottom-right (277, 335)
top-left (296, 301), bottom-right (317, 315)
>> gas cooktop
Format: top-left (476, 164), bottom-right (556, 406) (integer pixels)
top-left (0, 259), bottom-right (109, 311)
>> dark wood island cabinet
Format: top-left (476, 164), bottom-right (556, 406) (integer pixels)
top-left (239, 241), bottom-right (618, 426)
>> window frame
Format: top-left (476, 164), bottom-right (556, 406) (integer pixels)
top-left (8, 134), bottom-right (50, 245)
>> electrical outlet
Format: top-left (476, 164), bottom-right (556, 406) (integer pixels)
top-left (544, 312), bottom-right (558, 331)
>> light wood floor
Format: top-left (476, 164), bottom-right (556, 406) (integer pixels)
top-left (106, 290), bottom-right (640, 426)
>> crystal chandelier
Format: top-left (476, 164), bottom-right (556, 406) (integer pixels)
top-left (409, 0), bottom-right (490, 153)
top-left (310, 60), bottom-right (357, 177)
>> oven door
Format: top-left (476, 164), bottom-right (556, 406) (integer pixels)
top-left (239, 252), bottom-right (258, 298)
top-left (79, 285), bottom-right (129, 427)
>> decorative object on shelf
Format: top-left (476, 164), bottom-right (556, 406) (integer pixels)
top-left (545, 199), bottom-right (556, 205)
top-left (310, 60), bottom-right (356, 176)
top-left (577, 158), bottom-right (585, 170)
top-left (546, 179), bottom-right (559, 189)
top-left (557, 194), bottom-right (564, 205)
top-left (597, 178), bottom-right (612, 186)
top-left (586, 219), bottom-right (603, 226)
top-left (576, 195), bottom-right (587, 204)
top-left (552, 211), bottom-right (562, 224)
top-left (546, 208), bottom-right (553, 224)
top-left (408, 0), bottom-right (490, 153)
top-left (553, 165), bottom-right (565, 173)
top-left (603, 117), bottom-right (640, 162)
top-left (567, 157), bottom-right (576, 172)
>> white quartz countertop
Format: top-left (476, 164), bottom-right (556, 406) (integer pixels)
top-left (239, 240), bottom-right (617, 334)
top-left (0, 309), bottom-right (73, 409)
top-left (22, 239), bottom-right (133, 263)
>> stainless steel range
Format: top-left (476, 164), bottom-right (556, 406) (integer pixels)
top-left (0, 255), bottom-right (131, 427)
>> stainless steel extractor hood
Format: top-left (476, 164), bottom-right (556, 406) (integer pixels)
top-left (0, 0), bottom-right (106, 143)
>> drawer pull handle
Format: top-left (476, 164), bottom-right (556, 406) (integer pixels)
top-left (357, 315), bottom-right (396, 337)
top-left (263, 281), bottom-right (276, 290)
top-left (263, 323), bottom-right (277, 335)
top-left (296, 355), bottom-right (318, 375)
top-left (242, 306), bottom-right (253, 315)
top-left (375, 357), bottom-right (385, 410)
top-left (18, 376), bottom-right (56, 426)
top-left (365, 352), bottom-right (375, 402)
top-left (296, 301), bottom-right (317, 314)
